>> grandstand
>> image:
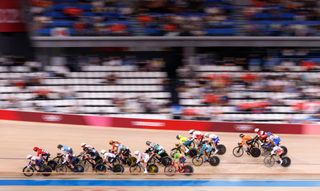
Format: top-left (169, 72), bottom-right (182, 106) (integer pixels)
top-left (0, 0), bottom-right (320, 123)
top-left (1, 47), bottom-right (320, 123)
top-left (31, 0), bottom-right (320, 37)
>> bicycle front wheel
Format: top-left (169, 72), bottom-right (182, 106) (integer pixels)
top-left (264, 155), bottom-right (275, 167)
top-left (164, 165), bottom-right (176, 176)
top-left (129, 165), bottom-right (142, 174)
top-left (192, 156), bottom-right (203, 166)
top-left (232, 146), bottom-right (244, 157)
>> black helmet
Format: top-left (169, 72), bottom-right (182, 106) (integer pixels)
top-left (57, 144), bottom-right (63, 149)
top-left (239, 134), bottom-right (244, 138)
top-left (146, 141), bottom-right (151, 146)
top-left (176, 135), bottom-right (180, 140)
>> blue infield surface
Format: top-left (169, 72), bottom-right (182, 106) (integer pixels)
top-left (1, 179), bottom-right (320, 187)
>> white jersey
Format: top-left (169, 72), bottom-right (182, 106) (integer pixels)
top-left (271, 146), bottom-right (283, 156)
top-left (102, 152), bottom-right (116, 160)
top-left (31, 156), bottom-right (41, 162)
top-left (136, 153), bottom-right (150, 163)
top-left (192, 131), bottom-right (203, 139)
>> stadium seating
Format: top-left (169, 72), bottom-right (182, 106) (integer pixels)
top-left (0, 64), bottom-right (170, 119)
top-left (31, 0), bottom-right (236, 36)
top-left (1, 49), bottom-right (320, 123)
top-left (30, 0), bottom-right (320, 36)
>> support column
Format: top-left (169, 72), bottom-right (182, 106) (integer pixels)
top-left (182, 47), bottom-right (195, 66)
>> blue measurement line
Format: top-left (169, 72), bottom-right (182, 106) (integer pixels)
top-left (1, 180), bottom-right (320, 187)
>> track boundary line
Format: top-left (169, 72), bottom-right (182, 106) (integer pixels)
top-left (1, 179), bottom-right (320, 187)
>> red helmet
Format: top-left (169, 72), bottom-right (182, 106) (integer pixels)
top-left (33, 147), bottom-right (39, 152)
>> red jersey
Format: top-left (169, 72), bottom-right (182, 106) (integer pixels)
top-left (36, 148), bottom-right (48, 157)
top-left (258, 131), bottom-right (267, 141)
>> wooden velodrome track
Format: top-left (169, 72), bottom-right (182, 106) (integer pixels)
top-left (1, 120), bottom-right (320, 191)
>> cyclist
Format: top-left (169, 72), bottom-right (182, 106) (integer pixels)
top-left (109, 140), bottom-right (130, 163)
top-left (189, 129), bottom-right (204, 143)
top-left (100, 149), bottom-right (117, 169)
top-left (204, 133), bottom-right (219, 154)
top-left (57, 144), bottom-right (74, 168)
top-left (254, 128), bottom-right (268, 143)
top-left (146, 141), bottom-right (166, 158)
top-left (239, 134), bottom-right (253, 153)
top-left (176, 135), bottom-right (193, 153)
top-left (81, 143), bottom-right (99, 165)
top-left (26, 154), bottom-right (45, 170)
top-left (196, 140), bottom-right (213, 160)
top-left (134, 150), bottom-right (150, 173)
top-left (173, 152), bottom-right (187, 172)
top-left (271, 145), bottom-right (284, 165)
top-left (33, 146), bottom-right (50, 162)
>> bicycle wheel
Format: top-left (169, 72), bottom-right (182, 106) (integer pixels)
top-left (94, 163), bottom-right (107, 173)
top-left (281, 157), bottom-right (291, 167)
top-left (52, 157), bottom-right (63, 166)
top-left (182, 165), bottom-right (193, 176)
top-left (250, 147), bottom-right (261, 158)
top-left (161, 156), bottom-right (172, 167)
top-left (113, 164), bottom-right (125, 173)
top-left (47, 160), bottom-right (57, 170)
top-left (232, 146), bottom-right (244, 157)
top-left (280, 146), bottom-right (288, 156)
top-left (164, 165), bottom-right (176, 176)
top-left (126, 157), bottom-right (137, 167)
top-left (80, 160), bottom-right (92, 171)
top-left (129, 165), bottom-right (142, 174)
top-left (209, 156), bottom-right (220, 166)
top-left (23, 166), bottom-right (34, 177)
top-left (41, 165), bottom-right (52, 177)
top-left (216, 144), bottom-right (226, 155)
top-left (73, 164), bottom-right (84, 173)
top-left (147, 164), bottom-right (159, 174)
top-left (56, 164), bottom-right (68, 173)
top-left (192, 156), bottom-right (203, 166)
top-left (264, 155), bottom-right (275, 167)
top-left (261, 147), bottom-right (270, 157)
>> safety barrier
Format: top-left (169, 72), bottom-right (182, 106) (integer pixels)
top-left (0, 109), bottom-right (318, 135)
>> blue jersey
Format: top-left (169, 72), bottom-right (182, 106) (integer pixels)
top-left (212, 137), bottom-right (220, 145)
top-left (61, 145), bottom-right (73, 155)
top-left (199, 143), bottom-right (213, 155)
top-left (266, 132), bottom-right (272, 137)
top-left (271, 135), bottom-right (281, 146)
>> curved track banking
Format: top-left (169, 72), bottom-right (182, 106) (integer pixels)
top-left (0, 120), bottom-right (320, 191)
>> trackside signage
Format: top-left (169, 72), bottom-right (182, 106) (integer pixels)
top-left (41, 115), bottom-right (62, 122)
top-left (132, 121), bottom-right (164, 127)
top-left (0, 109), bottom-right (313, 134)
top-left (0, 1), bottom-right (26, 32)
top-left (234, 124), bottom-right (254, 131)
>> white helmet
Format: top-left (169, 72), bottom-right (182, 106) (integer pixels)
top-left (254, 128), bottom-right (259, 133)
top-left (100, 150), bottom-right (106, 155)
top-left (211, 134), bottom-right (218, 139)
top-left (134, 150), bottom-right (140, 156)
top-left (26, 154), bottom-right (33, 160)
top-left (204, 133), bottom-right (210, 138)
top-left (81, 143), bottom-right (87, 147)
top-left (189, 129), bottom-right (195, 134)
